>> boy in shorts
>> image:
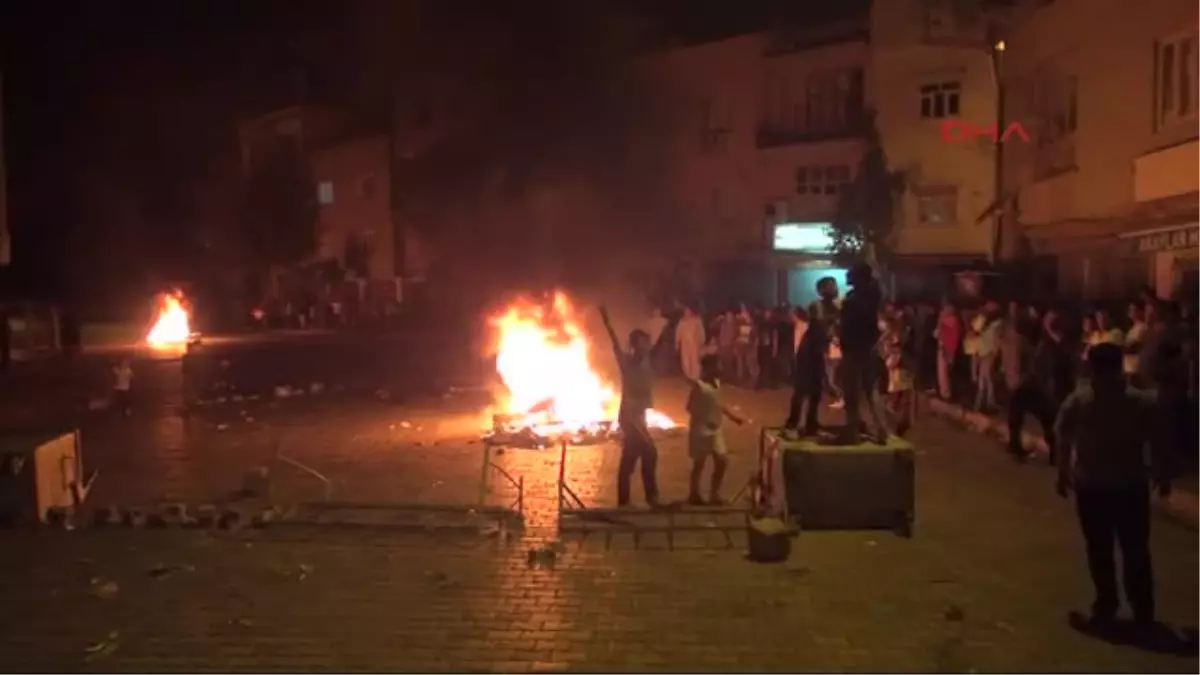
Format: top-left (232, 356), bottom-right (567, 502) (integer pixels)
top-left (685, 354), bottom-right (746, 505)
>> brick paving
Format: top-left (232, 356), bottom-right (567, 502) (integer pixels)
top-left (0, 343), bottom-right (1196, 672)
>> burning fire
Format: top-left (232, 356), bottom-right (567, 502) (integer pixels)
top-left (146, 290), bottom-right (192, 350)
top-left (489, 292), bottom-right (675, 440)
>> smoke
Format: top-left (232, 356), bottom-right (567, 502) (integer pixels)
top-left (398, 1), bottom-right (687, 302)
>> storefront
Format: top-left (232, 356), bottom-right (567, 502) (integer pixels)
top-left (770, 222), bottom-right (847, 307)
top-left (1119, 223), bottom-right (1199, 299)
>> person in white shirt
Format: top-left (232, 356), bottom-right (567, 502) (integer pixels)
top-left (674, 306), bottom-right (706, 382)
top-left (1123, 303), bottom-right (1147, 379)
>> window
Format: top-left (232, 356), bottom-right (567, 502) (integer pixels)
top-left (915, 185), bottom-right (958, 226)
top-left (919, 82), bottom-right (961, 119)
top-left (1038, 74), bottom-right (1079, 143)
top-left (317, 181), bottom-right (334, 206)
top-left (796, 165), bottom-right (851, 196)
top-left (699, 98), bottom-right (731, 152)
top-left (1156, 31), bottom-right (1199, 129)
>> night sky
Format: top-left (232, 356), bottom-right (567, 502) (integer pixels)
top-left (0, 0), bottom-right (861, 301)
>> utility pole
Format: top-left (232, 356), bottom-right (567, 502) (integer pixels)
top-left (987, 32), bottom-right (1007, 265)
top-left (0, 69), bottom-right (9, 268)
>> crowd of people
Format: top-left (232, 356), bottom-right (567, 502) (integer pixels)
top-left (658, 281), bottom-right (1198, 468)
top-left (608, 270), bottom-right (1193, 635)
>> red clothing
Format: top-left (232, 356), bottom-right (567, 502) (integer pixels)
top-left (938, 313), bottom-right (962, 358)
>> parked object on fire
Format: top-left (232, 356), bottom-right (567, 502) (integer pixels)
top-left (761, 427), bottom-right (915, 537)
top-left (0, 428), bottom-right (96, 527)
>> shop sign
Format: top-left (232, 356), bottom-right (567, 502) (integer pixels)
top-left (1130, 226), bottom-right (1199, 254)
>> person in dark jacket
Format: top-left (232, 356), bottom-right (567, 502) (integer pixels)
top-left (1008, 310), bottom-right (1074, 464)
top-left (1055, 343), bottom-right (1170, 632)
top-left (782, 277), bottom-right (839, 437)
top-left (838, 262), bottom-right (889, 444)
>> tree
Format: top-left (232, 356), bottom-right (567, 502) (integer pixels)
top-left (240, 145), bottom-right (318, 268)
top-left (829, 109), bottom-right (905, 272)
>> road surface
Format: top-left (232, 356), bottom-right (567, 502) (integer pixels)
top-left (0, 337), bottom-right (1194, 672)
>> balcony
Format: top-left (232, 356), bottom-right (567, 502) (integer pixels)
top-left (755, 113), bottom-right (868, 149)
top-left (1134, 138), bottom-right (1200, 203)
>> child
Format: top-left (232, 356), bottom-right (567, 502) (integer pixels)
top-left (883, 321), bottom-right (916, 436)
top-left (112, 358), bottom-right (134, 416)
top-left (685, 354), bottom-right (745, 506)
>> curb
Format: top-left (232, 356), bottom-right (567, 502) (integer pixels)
top-left (923, 395), bottom-right (1199, 530)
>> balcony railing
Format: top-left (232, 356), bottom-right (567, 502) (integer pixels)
top-left (755, 112), bottom-right (868, 149)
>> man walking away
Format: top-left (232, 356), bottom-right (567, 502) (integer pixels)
top-left (783, 278), bottom-right (838, 438)
top-left (600, 305), bottom-right (660, 508)
top-left (838, 263), bottom-right (889, 444)
top-left (1055, 343), bottom-right (1169, 633)
top-left (1008, 311), bottom-right (1072, 464)
top-left (675, 306), bottom-right (705, 382)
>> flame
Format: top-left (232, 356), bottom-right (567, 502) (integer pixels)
top-left (146, 290), bottom-right (192, 350)
top-left (490, 292), bottom-right (675, 438)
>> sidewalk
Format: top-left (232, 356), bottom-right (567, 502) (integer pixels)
top-left (923, 395), bottom-right (1199, 529)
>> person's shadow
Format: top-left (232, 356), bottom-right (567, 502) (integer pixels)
top-left (1068, 611), bottom-right (1200, 656)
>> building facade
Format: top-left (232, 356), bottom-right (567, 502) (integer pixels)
top-left (309, 134), bottom-right (396, 281)
top-left (649, 22), bottom-right (871, 308)
top-left (870, 0), bottom-right (1001, 275)
top-left (649, 2), bottom-right (1012, 306)
top-left (999, 0), bottom-right (1198, 300)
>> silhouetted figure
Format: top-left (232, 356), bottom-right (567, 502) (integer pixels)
top-left (1055, 343), bottom-right (1170, 632)
top-left (838, 263), bottom-right (889, 444)
top-left (783, 277), bottom-right (839, 437)
top-left (600, 305), bottom-right (660, 508)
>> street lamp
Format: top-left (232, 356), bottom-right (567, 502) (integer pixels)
top-left (988, 35), bottom-right (1007, 265)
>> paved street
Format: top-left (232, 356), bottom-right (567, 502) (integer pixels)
top-left (0, 338), bottom-right (1196, 672)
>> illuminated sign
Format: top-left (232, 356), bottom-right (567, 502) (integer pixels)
top-left (773, 223), bottom-right (833, 253)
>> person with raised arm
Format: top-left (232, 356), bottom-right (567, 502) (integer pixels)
top-left (599, 304), bottom-right (660, 508)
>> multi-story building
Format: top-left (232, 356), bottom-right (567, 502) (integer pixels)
top-left (309, 134), bottom-right (396, 282)
top-left (236, 105), bottom-right (346, 176)
top-left (650, 2), bottom-right (1011, 306)
top-left (870, 0), bottom-right (1003, 285)
top-left (999, 0), bottom-right (1198, 299)
top-left (650, 21), bottom-right (871, 307)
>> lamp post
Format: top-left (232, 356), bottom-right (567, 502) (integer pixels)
top-left (988, 37), bottom-right (1006, 265)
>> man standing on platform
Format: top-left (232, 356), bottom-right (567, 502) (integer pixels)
top-left (782, 277), bottom-right (840, 438)
top-left (838, 262), bottom-right (889, 444)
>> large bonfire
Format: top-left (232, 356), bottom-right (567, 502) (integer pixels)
top-left (488, 292), bottom-right (675, 443)
top-left (145, 289), bottom-right (192, 351)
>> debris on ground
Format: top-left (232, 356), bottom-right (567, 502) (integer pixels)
top-left (424, 570), bottom-right (459, 590)
top-left (526, 545), bottom-right (559, 568)
top-left (194, 505), bottom-right (217, 528)
top-left (944, 604), bottom-right (966, 622)
top-left (84, 631), bottom-right (120, 661)
top-left (90, 578), bottom-right (119, 600)
top-left (216, 510), bottom-right (242, 530)
top-left (147, 563), bottom-right (194, 580)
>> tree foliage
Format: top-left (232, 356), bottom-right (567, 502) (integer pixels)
top-left (240, 145), bottom-right (318, 267)
top-left (829, 109), bottom-right (905, 269)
